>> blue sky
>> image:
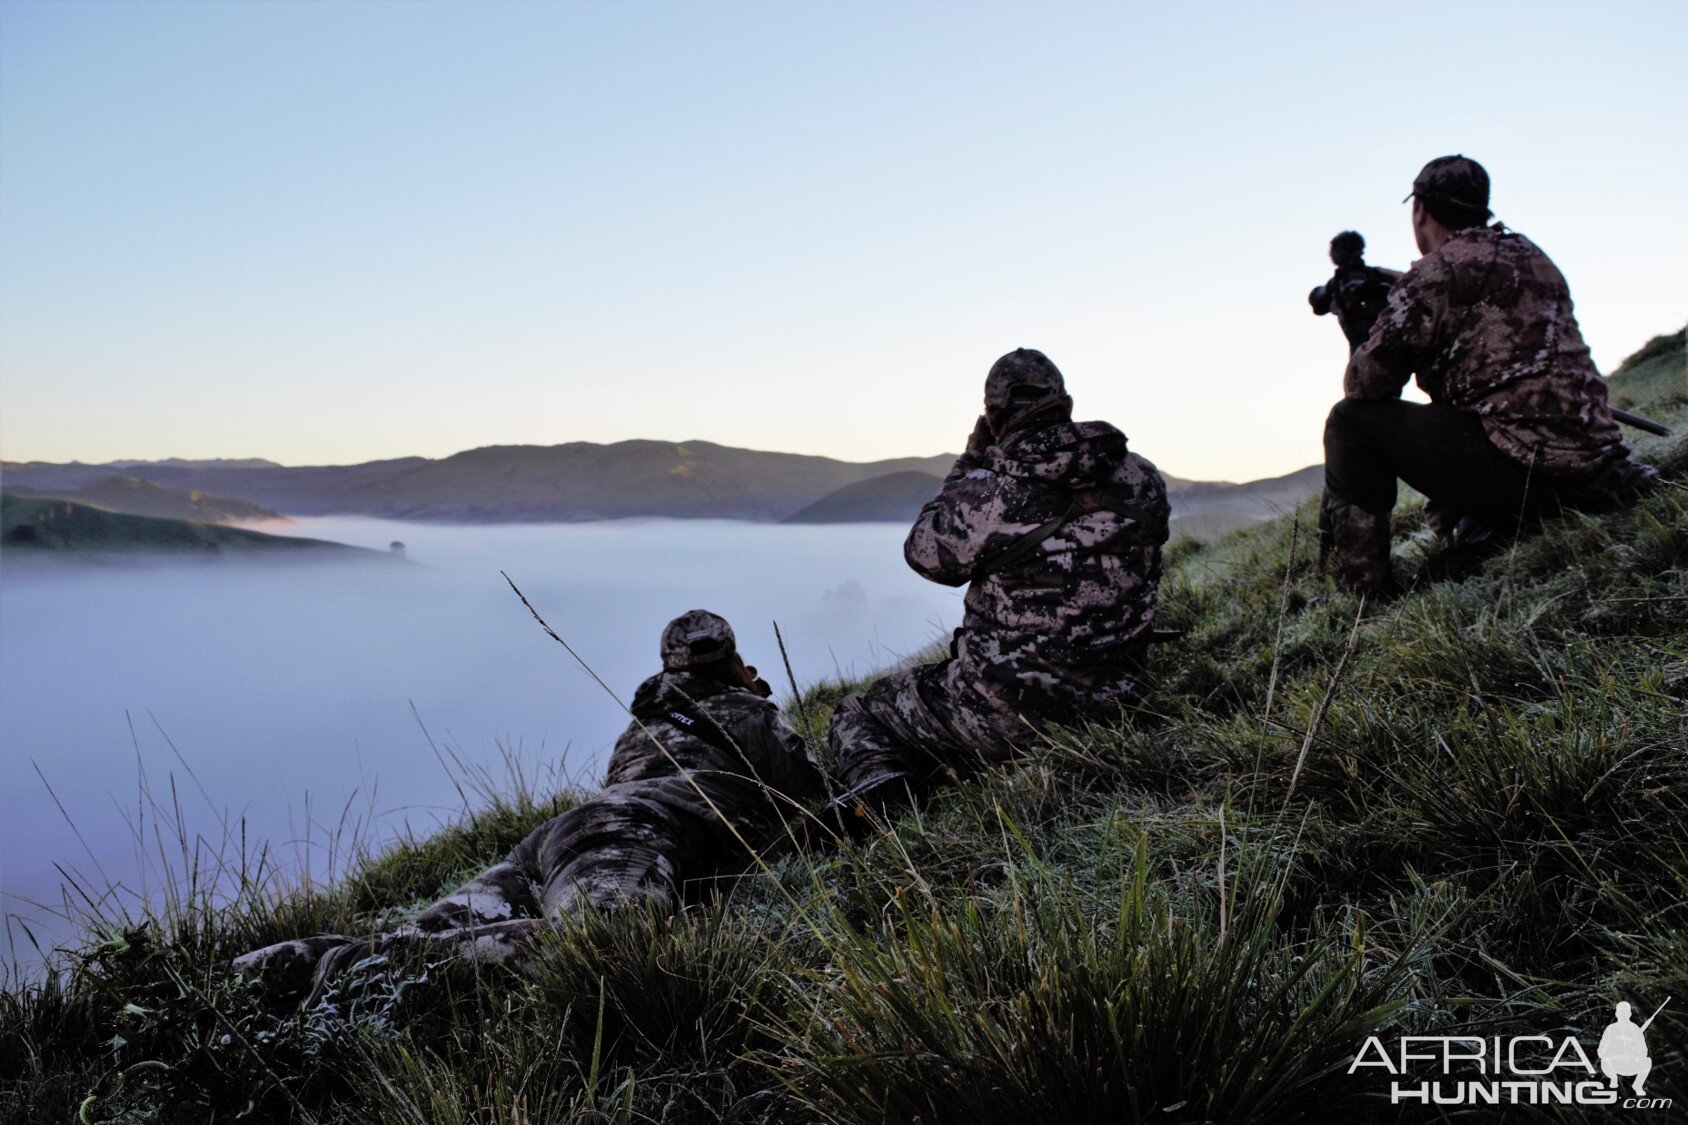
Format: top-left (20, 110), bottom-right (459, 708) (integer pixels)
top-left (2, 0), bottom-right (1683, 480)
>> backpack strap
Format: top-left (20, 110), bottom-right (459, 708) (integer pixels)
top-left (661, 702), bottom-right (741, 759)
top-left (974, 487), bottom-right (1166, 579)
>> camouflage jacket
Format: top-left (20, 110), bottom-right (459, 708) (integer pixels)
top-left (602, 670), bottom-right (824, 844)
top-left (1345, 225), bottom-right (1626, 476)
top-left (904, 418), bottom-right (1169, 721)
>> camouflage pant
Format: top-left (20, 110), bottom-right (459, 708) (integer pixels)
top-left (830, 659), bottom-right (1036, 796)
top-left (1320, 397), bottom-right (1658, 590)
top-left (231, 793), bottom-right (706, 1005)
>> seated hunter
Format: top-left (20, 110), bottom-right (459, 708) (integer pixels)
top-left (827, 347), bottom-right (1170, 831)
top-left (1320, 154), bottom-right (1658, 598)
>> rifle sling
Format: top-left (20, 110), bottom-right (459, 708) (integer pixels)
top-left (975, 489), bottom-right (1165, 579)
top-left (660, 703), bottom-right (741, 760)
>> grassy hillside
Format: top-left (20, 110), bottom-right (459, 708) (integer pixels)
top-left (1606, 326), bottom-right (1687, 414)
top-left (0, 494), bottom-right (356, 557)
top-left (2, 331), bottom-right (1683, 1123)
top-left (2, 476), bottom-right (283, 523)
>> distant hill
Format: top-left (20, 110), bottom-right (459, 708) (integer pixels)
top-left (3, 476), bottom-right (283, 523)
top-left (0, 494), bottom-right (365, 558)
top-left (10, 330), bottom-right (1671, 530)
top-left (1167, 509), bottom-right (1260, 543)
top-left (783, 471), bottom-right (946, 524)
top-left (105, 457), bottom-right (283, 470)
top-left (3, 444), bottom-right (958, 523)
top-left (782, 462), bottom-right (1327, 528)
top-left (2, 444), bottom-right (1325, 527)
top-left (1166, 464), bottom-right (1325, 521)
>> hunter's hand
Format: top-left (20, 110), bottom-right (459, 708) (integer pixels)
top-left (965, 414), bottom-right (994, 456)
top-left (736, 658), bottom-right (774, 698)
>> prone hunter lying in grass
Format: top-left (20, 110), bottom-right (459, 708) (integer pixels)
top-left (231, 610), bottom-right (826, 1008)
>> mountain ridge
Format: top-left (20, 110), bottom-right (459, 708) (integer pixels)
top-left (4, 442), bottom-right (959, 523)
top-left (2, 439), bottom-right (1320, 526)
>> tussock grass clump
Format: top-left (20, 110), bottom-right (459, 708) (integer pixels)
top-left (778, 840), bottom-right (1429, 1124)
top-left (526, 901), bottom-right (785, 1064)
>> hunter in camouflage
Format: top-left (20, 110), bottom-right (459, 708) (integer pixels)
top-left (1320, 154), bottom-right (1658, 596)
top-left (232, 610), bottom-right (825, 1006)
top-left (829, 348), bottom-right (1169, 826)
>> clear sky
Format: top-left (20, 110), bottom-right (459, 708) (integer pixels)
top-left (2, 0), bottom-right (1683, 481)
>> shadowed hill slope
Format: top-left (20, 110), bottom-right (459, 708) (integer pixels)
top-left (1, 476), bottom-right (283, 523)
top-left (0, 495), bottom-right (361, 557)
top-left (784, 463), bottom-right (1329, 534)
top-left (782, 469), bottom-right (947, 523)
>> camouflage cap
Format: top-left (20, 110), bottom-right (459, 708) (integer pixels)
top-left (984, 348), bottom-right (1066, 410)
top-left (660, 609), bottom-right (736, 669)
top-left (1403, 154), bottom-right (1492, 217)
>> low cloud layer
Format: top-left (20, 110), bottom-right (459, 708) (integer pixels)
top-left (1, 517), bottom-right (961, 966)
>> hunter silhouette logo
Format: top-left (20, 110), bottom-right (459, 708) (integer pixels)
top-left (1349, 996), bottom-right (1673, 1110)
top-left (1600, 999), bottom-right (1667, 1097)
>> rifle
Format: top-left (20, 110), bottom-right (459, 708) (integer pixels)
top-left (1611, 407), bottom-right (1672, 437)
top-left (1639, 996), bottom-right (1670, 1032)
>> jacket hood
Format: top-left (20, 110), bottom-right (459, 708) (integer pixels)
top-left (988, 419), bottom-right (1129, 489)
top-left (628, 669), bottom-right (744, 723)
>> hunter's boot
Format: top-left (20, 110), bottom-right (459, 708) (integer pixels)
top-left (1564, 457), bottom-right (1662, 514)
top-left (228, 934), bottom-right (358, 1008)
top-left (1316, 489), bottom-right (1336, 574)
top-left (1327, 501), bottom-right (1401, 602)
top-left (1423, 499), bottom-right (1462, 543)
top-left (822, 771), bottom-right (917, 844)
top-left (1414, 512), bottom-right (1508, 589)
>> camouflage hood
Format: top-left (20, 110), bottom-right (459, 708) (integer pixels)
top-left (986, 420), bottom-right (1130, 490)
top-left (627, 669), bottom-right (744, 725)
top-left (608, 666), bottom-right (823, 840)
top-left (902, 414), bottom-right (1168, 724)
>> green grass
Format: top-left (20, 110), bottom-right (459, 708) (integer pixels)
top-left (1606, 326), bottom-right (1687, 416)
top-left (4, 330), bottom-right (1684, 1124)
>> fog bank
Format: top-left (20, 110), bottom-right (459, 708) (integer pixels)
top-left (0, 518), bottom-right (961, 968)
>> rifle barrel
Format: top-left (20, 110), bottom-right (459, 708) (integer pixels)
top-left (1611, 407), bottom-right (1671, 437)
top-left (1639, 996), bottom-right (1670, 1032)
